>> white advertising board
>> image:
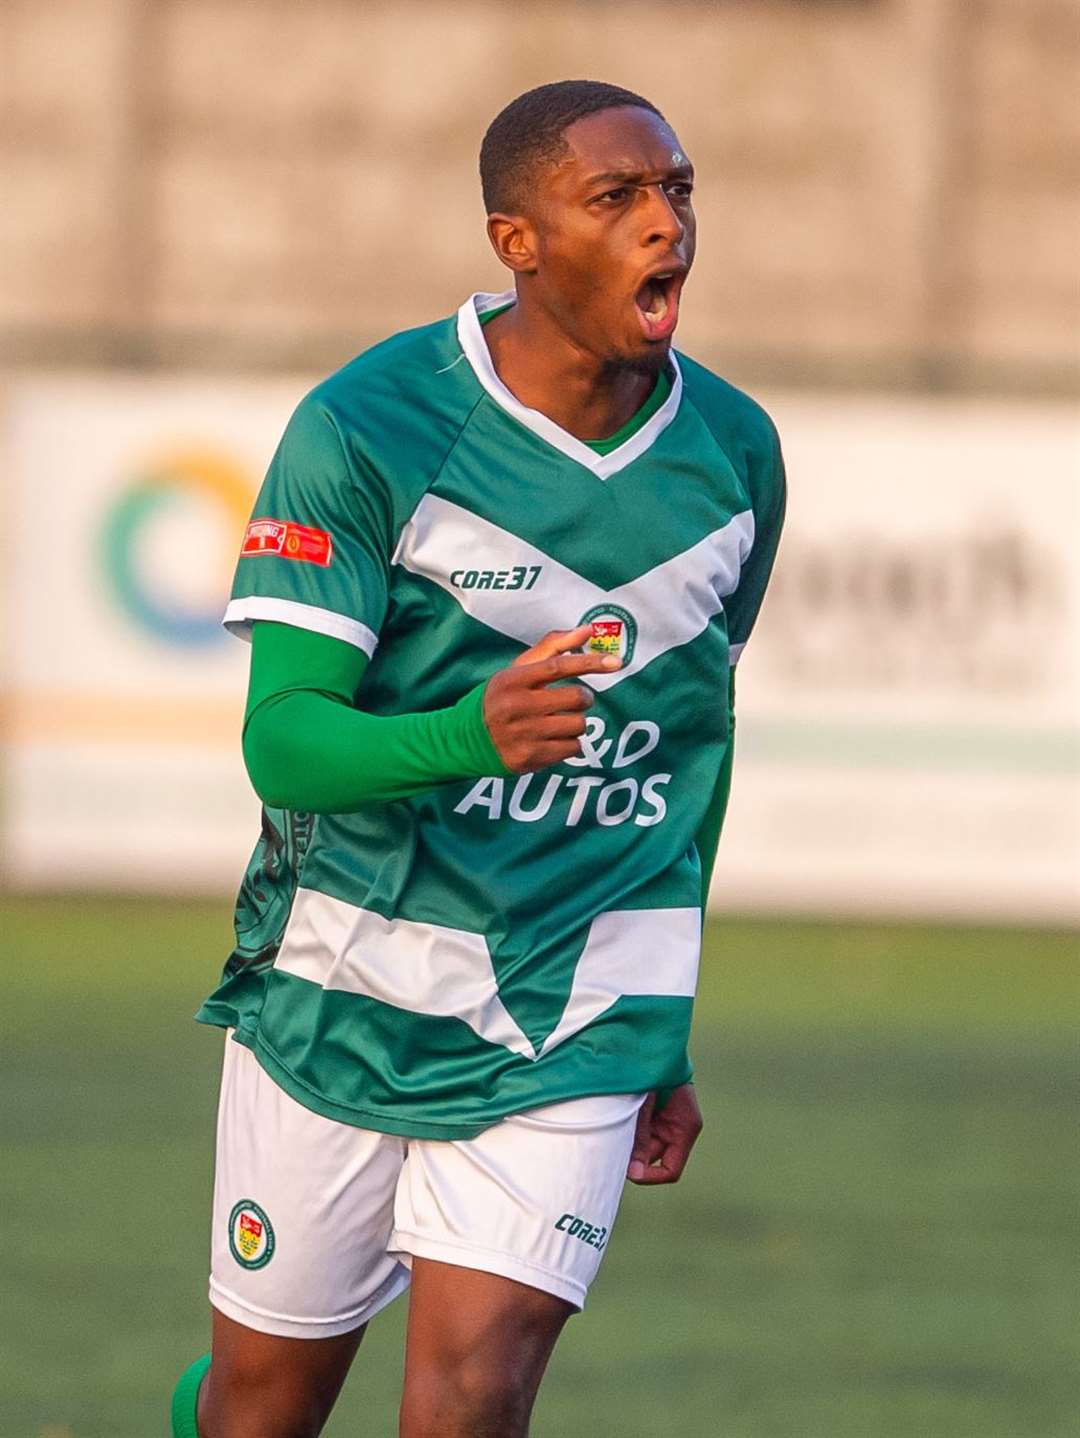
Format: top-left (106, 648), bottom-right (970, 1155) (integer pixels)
top-left (3, 376), bottom-right (1078, 920)
top-left (3, 374), bottom-right (305, 891)
top-left (719, 393), bottom-right (1080, 922)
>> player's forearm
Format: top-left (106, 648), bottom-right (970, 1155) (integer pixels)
top-left (693, 668), bottom-right (736, 911)
top-left (242, 619), bottom-right (511, 812)
top-left (243, 679), bottom-right (507, 812)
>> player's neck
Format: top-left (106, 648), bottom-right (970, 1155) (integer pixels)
top-left (482, 297), bottom-right (658, 443)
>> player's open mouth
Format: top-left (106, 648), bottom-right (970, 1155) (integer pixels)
top-left (634, 270), bottom-right (684, 341)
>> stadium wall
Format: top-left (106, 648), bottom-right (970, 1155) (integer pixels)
top-left (1, 0), bottom-right (1076, 392)
top-left (3, 374), bottom-right (1076, 922)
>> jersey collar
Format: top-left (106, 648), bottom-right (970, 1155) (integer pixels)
top-left (456, 290), bottom-right (684, 481)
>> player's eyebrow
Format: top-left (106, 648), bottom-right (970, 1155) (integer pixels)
top-left (582, 165), bottom-right (695, 191)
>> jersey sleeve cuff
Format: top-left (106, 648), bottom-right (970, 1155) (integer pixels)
top-left (223, 596), bottom-right (379, 658)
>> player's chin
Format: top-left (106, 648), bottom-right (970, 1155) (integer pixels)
top-left (618, 332), bottom-right (674, 376)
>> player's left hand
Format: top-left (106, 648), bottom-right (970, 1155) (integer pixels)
top-left (627, 1084), bottom-right (703, 1185)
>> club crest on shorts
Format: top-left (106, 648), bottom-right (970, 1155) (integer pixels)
top-left (580, 603), bottom-right (637, 666)
top-left (228, 1199), bottom-right (275, 1269)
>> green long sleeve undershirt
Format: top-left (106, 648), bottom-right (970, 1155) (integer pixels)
top-left (242, 621), bottom-right (512, 810)
top-left (695, 668), bottom-right (737, 910)
top-left (242, 623), bottom-right (736, 909)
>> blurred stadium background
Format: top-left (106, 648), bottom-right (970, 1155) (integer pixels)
top-left (2, 2), bottom-right (1077, 1435)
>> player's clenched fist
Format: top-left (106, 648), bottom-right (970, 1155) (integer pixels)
top-left (483, 624), bottom-right (620, 774)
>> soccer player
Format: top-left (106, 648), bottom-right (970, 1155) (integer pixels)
top-left (172, 79), bottom-right (784, 1438)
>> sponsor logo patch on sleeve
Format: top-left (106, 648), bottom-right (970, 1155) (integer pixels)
top-left (241, 518), bottom-right (333, 567)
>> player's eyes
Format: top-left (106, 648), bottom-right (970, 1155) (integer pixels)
top-left (591, 181), bottom-right (692, 207)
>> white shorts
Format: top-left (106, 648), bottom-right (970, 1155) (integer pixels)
top-left (209, 1034), bottom-right (645, 1338)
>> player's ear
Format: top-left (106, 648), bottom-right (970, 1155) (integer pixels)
top-left (486, 212), bottom-right (538, 275)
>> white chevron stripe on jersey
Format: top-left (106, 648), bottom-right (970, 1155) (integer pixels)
top-left (393, 494), bottom-right (597, 650)
top-left (539, 907), bottom-right (700, 1057)
top-left (275, 888), bottom-right (538, 1060)
top-left (393, 493), bottom-right (753, 689)
top-left (273, 890), bottom-right (698, 1062)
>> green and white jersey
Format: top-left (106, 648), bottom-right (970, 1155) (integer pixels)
top-left (198, 291), bottom-right (785, 1139)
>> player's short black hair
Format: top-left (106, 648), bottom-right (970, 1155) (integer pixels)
top-left (480, 80), bottom-right (665, 214)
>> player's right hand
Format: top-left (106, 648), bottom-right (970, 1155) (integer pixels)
top-left (482, 624), bottom-right (620, 774)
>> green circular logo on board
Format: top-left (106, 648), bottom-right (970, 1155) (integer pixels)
top-left (228, 1199), bottom-right (275, 1270)
top-left (580, 602), bottom-right (637, 666)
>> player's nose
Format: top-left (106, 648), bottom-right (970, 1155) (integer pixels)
top-left (640, 185), bottom-right (685, 248)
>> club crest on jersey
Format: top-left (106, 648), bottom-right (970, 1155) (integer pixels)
top-left (580, 603), bottom-right (637, 666)
top-left (228, 1200), bottom-right (275, 1269)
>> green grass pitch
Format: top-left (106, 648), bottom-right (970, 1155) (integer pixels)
top-left (2, 895), bottom-right (1077, 1437)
